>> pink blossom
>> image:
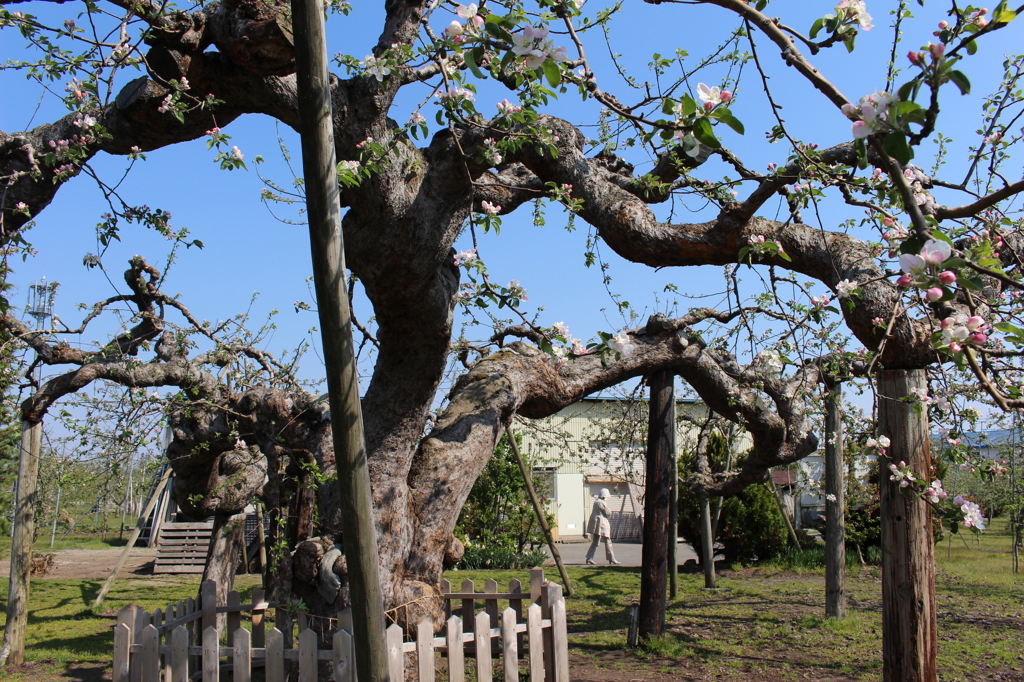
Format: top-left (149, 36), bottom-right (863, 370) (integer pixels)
top-left (896, 275), bottom-right (912, 287)
top-left (925, 287), bottom-right (943, 302)
top-left (966, 316), bottom-right (985, 331)
top-left (929, 42), bottom-right (945, 60)
top-left (971, 333), bottom-right (988, 346)
top-left (919, 239), bottom-right (951, 264)
top-left (481, 201), bottom-right (501, 215)
top-left (939, 270), bottom-right (956, 284)
top-left (949, 341), bottom-right (962, 353)
top-left (720, 90), bottom-right (733, 102)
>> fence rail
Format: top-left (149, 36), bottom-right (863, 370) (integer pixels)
top-left (112, 568), bottom-right (569, 682)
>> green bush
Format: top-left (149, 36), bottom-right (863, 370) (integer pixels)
top-left (763, 546), bottom-right (863, 570)
top-left (456, 544), bottom-right (549, 570)
top-left (678, 433), bottom-right (790, 564)
top-left (716, 482), bottom-right (789, 563)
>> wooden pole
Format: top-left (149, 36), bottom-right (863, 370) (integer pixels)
top-left (699, 495), bottom-right (716, 588)
top-left (0, 420), bottom-right (42, 667)
top-left (638, 370), bottom-right (673, 640)
top-left (824, 380), bottom-right (846, 619)
top-left (506, 428), bottom-right (574, 596)
top-left (93, 467), bottom-right (173, 609)
top-left (770, 478), bottom-right (802, 550)
top-left (667, 398), bottom-right (678, 599)
top-left (877, 369), bottom-right (937, 682)
top-left (290, 0), bottom-right (388, 679)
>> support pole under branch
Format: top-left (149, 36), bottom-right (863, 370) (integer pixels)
top-left (290, 0), bottom-right (389, 679)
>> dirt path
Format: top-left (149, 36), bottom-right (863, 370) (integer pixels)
top-left (0, 547), bottom-right (158, 580)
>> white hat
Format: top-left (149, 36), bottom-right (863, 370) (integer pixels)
top-left (599, 488), bottom-right (610, 499)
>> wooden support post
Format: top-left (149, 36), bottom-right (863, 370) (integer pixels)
top-left (699, 495), bottom-right (716, 589)
top-left (1, 419), bottom-right (43, 667)
top-left (507, 428), bottom-right (574, 596)
top-left (877, 369), bottom-right (937, 682)
top-left (667, 397), bottom-right (678, 599)
top-left (289, 0), bottom-right (389, 679)
top-left (638, 370), bottom-right (673, 639)
top-left (94, 467), bottom-right (174, 609)
top-left (824, 380), bottom-right (847, 619)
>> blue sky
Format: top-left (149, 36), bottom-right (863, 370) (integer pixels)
top-left (2, 1), bottom-right (1019, 405)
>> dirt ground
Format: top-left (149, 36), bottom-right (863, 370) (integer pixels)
top-left (0, 547), bottom-right (157, 580)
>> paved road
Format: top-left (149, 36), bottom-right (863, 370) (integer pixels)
top-left (542, 539), bottom-right (700, 567)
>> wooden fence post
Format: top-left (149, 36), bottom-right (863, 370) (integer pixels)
top-left (386, 624), bottom-right (405, 682)
top-left (233, 627), bottom-right (251, 682)
top-left (527, 604), bottom-right (544, 682)
top-left (299, 628), bottom-right (316, 682)
top-left (447, 615), bottom-right (465, 682)
top-left (333, 628), bottom-right (355, 682)
top-left (202, 626), bottom-right (219, 681)
top-left (877, 369), bottom-right (937, 682)
top-left (474, 612), bottom-right (492, 682)
top-left (170, 626), bottom-right (188, 682)
top-left (113, 623), bottom-right (132, 682)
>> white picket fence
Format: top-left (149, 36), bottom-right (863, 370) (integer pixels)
top-left (112, 568), bottom-right (569, 681)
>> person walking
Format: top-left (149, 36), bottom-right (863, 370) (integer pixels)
top-left (585, 488), bottom-right (620, 565)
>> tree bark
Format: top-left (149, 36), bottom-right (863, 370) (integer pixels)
top-left (203, 512), bottom-right (247, 632)
top-left (824, 381), bottom-right (846, 619)
top-left (638, 370), bottom-right (673, 639)
top-left (877, 370), bottom-right (937, 682)
top-left (0, 420), bottom-right (42, 667)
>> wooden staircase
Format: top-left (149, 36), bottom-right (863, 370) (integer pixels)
top-left (152, 522), bottom-right (215, 574)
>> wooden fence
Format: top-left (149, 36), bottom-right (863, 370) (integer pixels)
top-left (112, 568), bottom-right (569, 682)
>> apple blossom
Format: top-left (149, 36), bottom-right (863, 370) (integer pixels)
top-left (835, 279), bottom-right (859, 298)
top-left (939, 270), bottom-right (956, 284)
top-left (896, 275), bottom-right (912, 287)
top-left (919, 238), bottom-right (951, 264)
top-left (609, 333), bottom-right (634, 358)
top-left (481, 200), bottom-right (501, 215)
top-left (966, 316), bottom-right (985, 331)
top-left (925, 287), bottom-right (943, 302)
top-left (362, 55), bottom-right (392, 81)
top-left (836, 0), bottom-right (873, 30)
top-left (696, 83), bottom-right (726, 107)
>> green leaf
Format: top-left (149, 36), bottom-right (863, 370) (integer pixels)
top-left (949, 70), bottom-right (971, 95)
top-left (929, 231), bottom-right (954, 246)
top-left (464, 48), bottom-right (485, 79)
top-left (662, 98), bottom-right (677, 115)
top-left (777, 250), bottom-right (792, 262)
top-left (854, 138), bottom-right (868, 169)
top-left (679, 93), bottom-right (697, 117)
top-left (966, 38), bottom-right (978, 55)
top-left (897, 79), bottom-right (917, 102)
top-left (711, 109), bottom-right (745, 135)
top-left (959, 276), bottom-right (984, 291)
top-left (541, 59), bottom-right (562, 87)
top-left (844, 35), bottom-right (856, 53)
top-left (693, 117), bottom-right (721, 148)
top-left (483, 20), bottom-right (512, 42)
top-left (755, 0), bottom-right (768, 9)
top-left (809, 17), bottom-right (824, 39)
top-left (900, 236), bottom-right (923, 255)
top-left (995, 321), bottom-right (1024, 335)
top-left (993, 8), bottom-right (1017, 23)
top-left (882, 131), bottom-right (913, 165)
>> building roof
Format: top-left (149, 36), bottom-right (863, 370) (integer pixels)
top-left (771, 470), bottom-right (799, 487)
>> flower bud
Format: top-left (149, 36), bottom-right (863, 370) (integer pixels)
top-left (939, 270), bottom-right (957, 284)
top-left (971, 333), bottom-right (988, 345)
top-left (720, 90), bottom-right (733, 102)
top-left (940, 317), bottom-right (955, 329)
top-left (925, 287), bottom-right (943, 302)
top-left (949, 341), bottom-right (962, 353)
top-left (896, 275), bottom-right (912, 287)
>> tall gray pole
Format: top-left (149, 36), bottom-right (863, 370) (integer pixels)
top-left (289, 2), bottom-right (389, 680)
top-left (1, 280), bottom-right (54, 668)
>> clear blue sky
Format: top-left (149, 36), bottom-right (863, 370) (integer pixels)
top-left (2, 1), bottom-right (1018, 404)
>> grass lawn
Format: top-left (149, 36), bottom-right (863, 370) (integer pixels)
top-left (0, 520), bottom-right (1020, 681)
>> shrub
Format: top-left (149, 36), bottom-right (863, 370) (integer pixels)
top-left (456, 544), bottom-right (548, 570)
top-left (678, 433), bottom-right (789, 564)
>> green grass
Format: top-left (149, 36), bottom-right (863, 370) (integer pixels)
top-left (1, 521), bottom-right (1021, 680)
top-left (0, 533), bottom-right (130, 558)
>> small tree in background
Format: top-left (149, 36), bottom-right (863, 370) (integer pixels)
top-left (456, 433), bottom-right (552, 553)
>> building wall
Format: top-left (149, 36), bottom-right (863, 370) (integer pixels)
top-left (517, 397), bottom-right (741, 540)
